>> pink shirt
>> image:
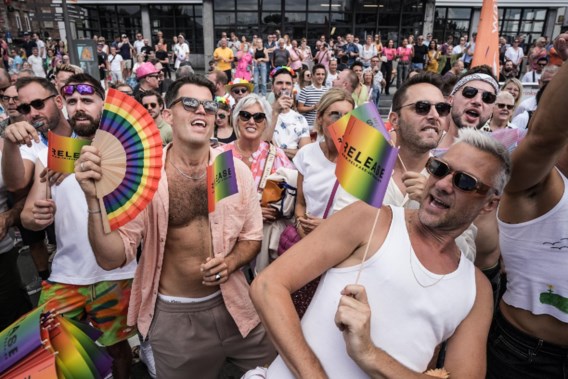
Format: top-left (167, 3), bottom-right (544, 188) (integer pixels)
top-left (383, 47), bottom-right (396, 61)
top-left (118, 145), bottom-right (263, 338)
top-left (397, 46), bottom-right (413, 62)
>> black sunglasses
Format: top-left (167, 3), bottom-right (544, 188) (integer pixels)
top-left (239, 111), bottom-right (266, 123)
top-left (426, 157), bottom-right (492, 194)
top-left (16, 94), bottom-right (57, 115)
top-left (496, 103), bottom-right (514, 110)
top-left (216, 113), bottom-right (227, 119)
top-left (395, 101), bottom-right (452, 117)
top-left (232, 88), bottom-right (248, 95)
top-left (169, 97), bottom-right (218, 114)
top-left (143, 102), bottom-right (158, 109)
top-left (461, 86), bottom-right (497, 104)
top-left (61, 83), bottom-right (104, 99)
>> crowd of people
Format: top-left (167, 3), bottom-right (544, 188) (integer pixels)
top-left (0, 26), bottom-right (567, 379)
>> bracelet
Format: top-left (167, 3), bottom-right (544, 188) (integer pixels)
top-left (88, 208), bottom-right (102, 214)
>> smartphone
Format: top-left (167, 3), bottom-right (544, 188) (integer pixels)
top-left (281, 89), bottom-right (291, 98)
top-left (210, 137), bottom-right (219, 147)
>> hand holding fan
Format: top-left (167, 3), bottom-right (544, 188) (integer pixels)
top-left (92, 88), bottom-right (163, 233)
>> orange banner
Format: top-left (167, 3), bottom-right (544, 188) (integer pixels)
top-left (471, 0), bottom-right (500, 77)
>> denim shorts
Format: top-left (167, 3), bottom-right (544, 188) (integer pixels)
top-left (487, 310), bottom-right (568, 379)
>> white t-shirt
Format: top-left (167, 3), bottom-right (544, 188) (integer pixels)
top-left (36, 39), bottom-right (46, 59)
top-left (20, 139), bottom-right (48, 163)
top-left (325, 72), bottom-right (338, 88)
top-left (39, 154), bottom-right (137, 284)
top-left (293, 142), bottom-right (347, 217)
top-left (108, 53), bottom-right (124, 72)
top-left (133, 39), bottom-right (145, 54)
top-left (28, 55), bottom-right (45, 78)
top-left (505, 47), bottom-right (524, 66)
top-left (273, 110), bottom-right (310, 150)
top-left (521, 70), bottom-right (542, 83)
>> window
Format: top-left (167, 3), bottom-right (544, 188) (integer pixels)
top-left (15, 13), bottom-right (22, 32)
top-left (433, 7), bottom-right (471, 43)
top-left (24, 13), bottom-right (31, 32)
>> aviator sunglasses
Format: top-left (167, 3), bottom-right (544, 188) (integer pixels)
top-left (461, 86), bottom-right (497, 104)
top-left (426, 157), bottom-right (493, 195)
top-left (395, 101), bottom-right (452, 117)
top-left (239, 111), bottom-right (266, 123)
top-left (16, 94), bottom-right (57, 115)
top-left (169, 97), bottom-right (219, 114)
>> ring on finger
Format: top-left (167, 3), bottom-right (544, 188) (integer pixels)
top-left (80, 161), bottom-right (85, 171)
top-left (215, 273), bottom-right (221, 281)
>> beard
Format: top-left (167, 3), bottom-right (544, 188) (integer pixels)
top-left (69, 111), bottom-right (100, 137)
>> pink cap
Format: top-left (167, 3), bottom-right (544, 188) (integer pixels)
top-left (136, 62), bottom-right (160, 79)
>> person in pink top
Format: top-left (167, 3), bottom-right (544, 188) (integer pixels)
top-left (396, 38), bottom-right (413, 88)
top-left (381, 39), bottom-right (397, 95)
top-left (288, 40), bottom-right (304, 71)
top-left (75, 75), bottom-right (276, 378)
top-left (235, 43), bottom-right (253, 81)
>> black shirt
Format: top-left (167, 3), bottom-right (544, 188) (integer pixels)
top-left (412, 44), bottom-right (428, 64)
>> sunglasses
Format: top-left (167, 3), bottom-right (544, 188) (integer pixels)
top-left (169, 97), bottom-right (218, 114)
top-left (146, 74), bottom-right (160, 79)
top-left (232, 88), bottom-right (249, 95)
top-left (216, 113), bottom-right (227, 119)
top-left (461, 86), bottom-right (497, 104)
top-left (61, 83), bottom-right (103, 99)
top-left (395, 101), bottom-right (452, 116)
top-left (496, 103), bottom-right (514, 110)
top-left (16, 94), bottom-right (56, 115)
top-left (143, 102), bottom-right (158, 109)
top-left (1, 95), bottom-right (18, 103)
top-left (426, 157), bottom-right (492, 194)
top-left (239, 111), bottom-right (266, 123)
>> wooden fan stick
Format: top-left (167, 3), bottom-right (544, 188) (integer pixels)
top-left (45, 169), bottom-right (51, 200)
top-left (208, 219), bottom-right (215, 259)
top-left (354, 207), bottom-right (381, 285)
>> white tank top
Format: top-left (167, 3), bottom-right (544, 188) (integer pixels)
top-left (267, 206), bottom-right (476, 377)
top-left (498, 169), bottom-right (568, 322)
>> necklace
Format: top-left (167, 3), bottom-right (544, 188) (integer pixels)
top-left (409, 248), bottom-right (447, 288)
top-left (169, 160), bottom-right (206, 180)
top-left (235, 141), bottom-right (254, 163)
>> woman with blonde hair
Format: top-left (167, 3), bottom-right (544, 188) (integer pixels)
top-left (501, 77), bottom-right (523, 111)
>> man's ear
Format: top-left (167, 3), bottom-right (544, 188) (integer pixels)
top-left (162, 108), bottom-right (172, 125)
top-left (479, 194), bottom-right (500, 215)
top-left (388, 111), bottom-right (399, 131)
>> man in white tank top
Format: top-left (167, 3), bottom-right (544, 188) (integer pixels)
top-left (487, 33), bottom-right (568, 379)
top-left (251, 129), bottom-right (511, 377)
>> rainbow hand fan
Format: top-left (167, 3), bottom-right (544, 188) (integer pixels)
top-left (92, 88), bottom-right (163, 233)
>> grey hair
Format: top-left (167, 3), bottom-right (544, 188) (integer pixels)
top-left (176, 65), bottom-right (195, 79)
top-left (453, 128), bottom-right (511, 195)
top-left (231, 94), bottom-right (272, 138)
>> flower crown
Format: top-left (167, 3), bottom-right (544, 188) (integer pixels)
top-left (215, 96), bottom-right (229, 105)
top-left (269, 66), bottom-right (296, 78)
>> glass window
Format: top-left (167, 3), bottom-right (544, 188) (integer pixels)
top-left (236, 0), bottom-right (258, 11)
top-left (502, 20), bottom-right (520, 33)
top-left (262, 12), bottom-right (282, 26)
top-left (285, 0), bottom-right (305, 11)
top-left (504, 8), bottom-right (521, 20)
top-left (214, 0), bottom-right (235, 11)
top-left (263, 0), bottom-right (282, 11)
top-left (310, 0), bottom-right (330, 12)
top-left (215, 12), bottom-right (236, 25)
top-left (447, 8), bottom-right (471, 19)
top-left (236, 12), bottom-right (259, 25)
top-left (307, 13), bottom-right (328, 25)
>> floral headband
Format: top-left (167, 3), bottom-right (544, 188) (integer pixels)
top-left (270, 66), bottom-right (296, 78)
top-left (215, 96), bottom-right (231, 110)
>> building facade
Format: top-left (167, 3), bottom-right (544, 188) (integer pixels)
top-left (1, 0), bottom-right (566, 69)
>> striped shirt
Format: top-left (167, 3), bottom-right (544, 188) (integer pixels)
top-left (297, 85), bottom-right (329, 128)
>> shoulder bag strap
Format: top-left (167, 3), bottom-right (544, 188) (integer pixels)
top-left (323, 180), bottom-right (340, 219)
top-left (258, 143), bottom-right (276, 192)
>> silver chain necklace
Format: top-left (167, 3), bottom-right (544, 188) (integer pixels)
top-left (409, 247), bottom-right (447, 288)
top-left (169, 160), bottom-right (206, 180)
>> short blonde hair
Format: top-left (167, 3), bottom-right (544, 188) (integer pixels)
top-left (313, 88), bottom-right (354, 135)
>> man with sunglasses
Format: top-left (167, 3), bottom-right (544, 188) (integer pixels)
top-left (21, 74), bottom-right (136, 379)
top-left (226, 78), bottom-right (254, 105)
top-left (252, 128), bottom-right (510, 378)
top-left (438, 66), bottom-right (499, 149)
top-left (0, 85), bottom-right (24, 126)
top-left (139, 89), bottom-right (172, 146)
top-left (486, 33), bottom-right (568, 379)
top-left (521, 56), bottom-right (548, 83)
top-left (75, 75), bottom-right (276, 377)
top-left (133, 62), bottom-right (161, 100)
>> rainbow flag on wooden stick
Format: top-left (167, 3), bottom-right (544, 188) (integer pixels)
top-left (207, 150), bottom-right (239, 213)
top-left (47, 131), bottom-right (91, 173)
top-left (335, 117), bottom-right (398, 208)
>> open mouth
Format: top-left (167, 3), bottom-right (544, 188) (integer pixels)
top-left (429, 194), bottom-right (450, 209)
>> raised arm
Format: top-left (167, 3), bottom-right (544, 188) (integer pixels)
top-left (505, 33), bottom-right (568, 194)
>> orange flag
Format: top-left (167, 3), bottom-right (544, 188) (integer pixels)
top-left (471, 0), bottom-right (500, 77)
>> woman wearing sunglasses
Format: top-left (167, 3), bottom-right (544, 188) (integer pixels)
top-left (481, 91), bottom-right (516, 132)
top-left (289, 88), bottom-right (354, 316)
top-left (213, 97), bottom-right (236, 144)
top-left (219, 94), bottom-right (293, 192)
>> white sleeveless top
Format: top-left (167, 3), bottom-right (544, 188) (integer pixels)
top-left (39, 154), bottom-right (137, 284)
top-left (267, 206), bottom-right (476, 377)
top-left (498, 169), bottom-right (568, 322)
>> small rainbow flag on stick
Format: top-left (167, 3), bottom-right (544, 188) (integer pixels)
top-left (47, 131), bottom-right (91, 174)
top-left (335, 117), bottom-right (398, 208)
top-left (207, 150), bottom-right (239, 213)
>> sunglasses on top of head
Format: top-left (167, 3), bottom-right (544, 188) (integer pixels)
top-left (395, 101), bottom-right (452, 116)
top-left (426, 157), bottom-right (493, 195)
top-left (61, 83), bottom-right (104, 99)
top-left (239, 111), bottom-right (266, 123)
top-left (169, 97), bottom-right (219, 114)
top-left (16, 94), bottom-right (57, 115)
top-left (461, 86), bottom-right (497, 104)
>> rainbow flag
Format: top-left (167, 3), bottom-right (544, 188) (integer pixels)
top-left (335, 118), bottom-right (398, 208)
top-left (328, 102), bottom-right (391, 152)
top-left (47, 131), bottom-right (91, 173)
top-left (207, 150), bottom-right (239, 213)
top-left (471, 0), bottom-right (500, 76)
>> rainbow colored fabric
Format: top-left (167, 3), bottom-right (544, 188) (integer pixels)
top-left (47, 131), bottom-right (91, 174)
top-left (207, 150), bottom-right (239, 213)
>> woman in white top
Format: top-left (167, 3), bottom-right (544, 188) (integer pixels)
top-left (360, 35), bottom-right (376, 68)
